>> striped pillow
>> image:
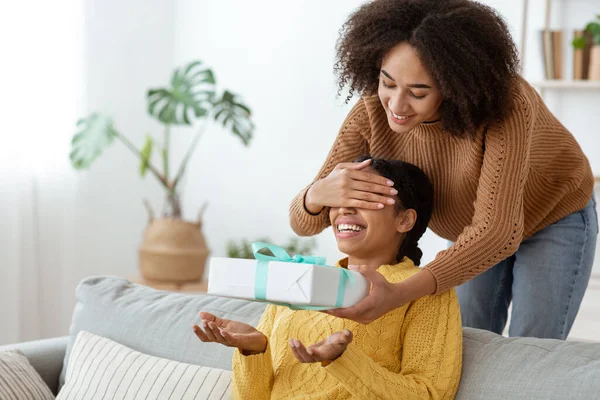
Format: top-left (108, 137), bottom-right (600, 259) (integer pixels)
top-left (57, 331), bottom-right (231, 400)
top-left (0, 349), bottom-right (54, 400)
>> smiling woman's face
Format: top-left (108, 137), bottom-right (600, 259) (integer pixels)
top-left (377, 42), bottom-right (444, 134)
top-left (329, 167), bottom-right (416, 262)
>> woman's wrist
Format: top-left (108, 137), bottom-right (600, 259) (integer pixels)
top-left (304, 183), bottom-right (325, 215)
top-left (240, 348), bottom-right (266, 356)
top-left (239, 342), bottom-right (267, 356)
top-left (239, 334), bottom-right (268, 356)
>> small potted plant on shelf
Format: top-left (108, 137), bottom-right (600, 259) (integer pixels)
top-left (573, 15), bottom-right (600, 80)
top-left (226, 237), bottom-right (318, 259)
top-left (69, 60), bottom-right (254, 282)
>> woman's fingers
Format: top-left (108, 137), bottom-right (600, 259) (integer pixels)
top-left (335, 159), bottom-right (371, 171)
top-left (348, 170), bottom-right (395, 191)
top-left (220, 330), bottom-right (240, 347)
top-left (349, 186), bottom-right (396, 205)
top-left (199, 312), bottom-right (216, 321)
top-left (201, 321), bottom-right (218, 341)
top-left (193, 324), bottom-right (211, 342)
top-left (200, 312), bottom-right (230, 330)
top-left (207, 322), bottom-right (228, 345)
top-left (289, 339), bottom-right (315, 363)
top-left (333, 329), bottom-right (353, 346)
top-left (345, 199), bottom-right (386, 210)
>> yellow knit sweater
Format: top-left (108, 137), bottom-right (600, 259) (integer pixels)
top-left (289, 76), bottom-right (594, 293)
top-left (232, 258), bottom-right (463, 400)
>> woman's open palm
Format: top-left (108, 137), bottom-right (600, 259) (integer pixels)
top-left (290, 330), bottom-right (353, 364)
top-left (193, 312), bottom-right (267, 355)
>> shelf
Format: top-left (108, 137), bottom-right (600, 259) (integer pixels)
top-left (531, 80), bottom-right (600, 89)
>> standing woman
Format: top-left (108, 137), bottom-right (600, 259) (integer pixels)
top-left (289, 0), bottom-right (598, 339)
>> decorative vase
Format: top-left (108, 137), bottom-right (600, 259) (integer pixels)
top-left (590, 45), bottom-right (600, 81)
top-left (139, 216), bottom-right (209, 282)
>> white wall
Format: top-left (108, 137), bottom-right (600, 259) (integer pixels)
top-left (1, 0), bottom-right (85, 344)
top-left (175, 0), bottom-right (599, 268)
top-left (174, 0), bottom-right (367, 265)
top-left (4, 0), bottom-right (598, 344)
top-left (0, 0), bottom-right (178, 344)
top-left (57, 0), bottom-right (178, 334)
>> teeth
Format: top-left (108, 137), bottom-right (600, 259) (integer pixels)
top-left (391, 111), bottom-right (410, 120)
top-left (337, 224), bottom-right (364, 232)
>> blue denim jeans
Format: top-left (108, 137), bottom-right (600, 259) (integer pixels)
top-left (456, 194), bottom-right (598, 339)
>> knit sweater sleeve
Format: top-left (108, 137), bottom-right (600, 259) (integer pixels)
top-left (324, 290), bottom-right (463, 400)
top-left (231, 305), bottom-right (278, 400)
top-left (425, 84), bottom-right (535, 293)
top-left (289, 99), bottom-right (371, 236)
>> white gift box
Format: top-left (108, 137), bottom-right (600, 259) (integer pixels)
top-left (207, 257), bottom-right (370, 309)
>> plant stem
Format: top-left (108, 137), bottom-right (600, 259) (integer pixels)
top-left (171, 121), bottom-right (208, 192)
top-left (117, 134), bottom-right (170, 190)
top-left (164, 191), bottom-right (182, 219)
top-left (163, 124), bottom-right (170, 181)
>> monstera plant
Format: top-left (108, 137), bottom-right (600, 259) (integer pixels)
top-left (70, 60), bottom-right (254, 282)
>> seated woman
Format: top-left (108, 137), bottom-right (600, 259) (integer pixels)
top-left (193, 157), bottom-right (463, 400)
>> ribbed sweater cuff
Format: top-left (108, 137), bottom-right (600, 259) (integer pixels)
top-left (425, 258), bottom-right (463, 294)
top-left (234, 344), bottom-right (272, 370)
top-left (232, 344), bottom-right (273, 391)
top-left (289, 185), bottom-right (328, 235)
top-left (324, 345), bottom-right (366, 386)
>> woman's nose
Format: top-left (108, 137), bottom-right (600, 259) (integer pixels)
top-left (389, 92), bottom-right (409, 113)
top-left (339, 206), bottom-right (356, 215)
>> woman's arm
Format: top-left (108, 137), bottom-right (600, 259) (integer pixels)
top-left (289, 99), bottom-right (371, 236)
top-left (328, 84), bottom-right (536, 324)
top-left (424, 84), bottom-right (535, 293)
top-left (231, 305), bottom-right (278, 400)
top-left (325, 290), bottom-right (463, 400)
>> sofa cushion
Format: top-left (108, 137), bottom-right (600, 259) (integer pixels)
top-left (457, 328), bottom-right (600, 400)
top-left (0, 349), bottom-right (55, 400)
top-left (59, 277), bottom-right (266, 390)
top-left (57, 331), bottom-right (232, 400)
top-left (0, 336), bottom-right (69, 395)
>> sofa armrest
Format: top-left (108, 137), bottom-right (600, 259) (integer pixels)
top-left (0, 336), bottom-right (69, 395)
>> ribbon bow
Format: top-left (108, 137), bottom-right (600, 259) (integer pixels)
top-left (251, 242), bottom-right (354, 310)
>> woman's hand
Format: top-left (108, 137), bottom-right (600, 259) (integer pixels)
top-left (304, 159), bottom-right (398, 214)
top-left (290, 330), bottom-right (353, 365)
top-left (192, 312), bottom-right (267, 355)
top-left (325, 265), bottom-right (405, 324)
top-left (326, 266), bottom-right (437, 324)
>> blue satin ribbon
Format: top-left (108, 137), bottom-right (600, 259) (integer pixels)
top-left (251, 242), bottom-right (354, 310)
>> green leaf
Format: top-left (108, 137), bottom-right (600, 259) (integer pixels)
top-left (586, 22), bottom-right (600, 34)
top-left (139, 135), bottom-right (154, 177)
top-left (212, 90), bottom-right (254, 146)
top-left (234, 102), bottom-right (251, 116)
top-left (147, 60), bottom-right (215, 125)
top-left (70, 113), bottom-right (118, 170)
top-left (572, 36), bottom-right (586, 49)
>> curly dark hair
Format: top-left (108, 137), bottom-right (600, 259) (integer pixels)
top-left (335, 0), bottom-right (521, 137)
top-left (354, 156), bottom-right (434, 266)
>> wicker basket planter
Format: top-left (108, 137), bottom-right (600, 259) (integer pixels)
top-left (139, 218), bottom-right (209, 282)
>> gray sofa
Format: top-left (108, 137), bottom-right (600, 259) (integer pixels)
top-left (2, 276), bottom-right (600, 399)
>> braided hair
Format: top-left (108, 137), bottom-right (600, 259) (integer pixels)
top-left (355, 156), bottom-right (434, 266)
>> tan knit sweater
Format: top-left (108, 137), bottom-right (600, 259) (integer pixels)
top-left (289, 77), bottom-right (594, 293)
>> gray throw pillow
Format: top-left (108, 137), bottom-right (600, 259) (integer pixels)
top-left (0, 349), bottom-right (55, 400)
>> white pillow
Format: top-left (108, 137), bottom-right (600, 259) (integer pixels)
top-left (57, 331), bottom-right (231, 400)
